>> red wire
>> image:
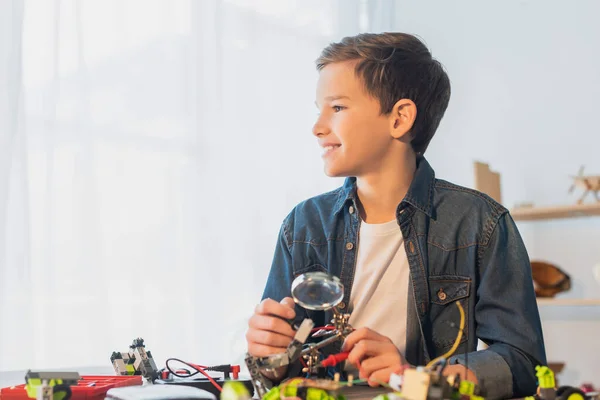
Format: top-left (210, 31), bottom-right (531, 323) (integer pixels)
top-left (310, 326), bottom-right (336, 333)
top-left (188, 363), bottom-right (222, 392)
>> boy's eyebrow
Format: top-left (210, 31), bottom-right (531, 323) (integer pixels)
top-left (325, 95), bottom-right (350, 101)
top-left (315, 95), bottom-right (351, 108)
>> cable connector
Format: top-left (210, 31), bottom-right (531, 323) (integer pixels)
top-left (317, 352), bottom-right (350, 368)
top-left (203, 364), bottom-right (241, 380)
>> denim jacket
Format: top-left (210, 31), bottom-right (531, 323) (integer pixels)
top-left (262, 156), bottom-right (546, 399)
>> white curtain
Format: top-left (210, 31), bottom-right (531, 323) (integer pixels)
top-left (0, 0), bottom-right (379, 371)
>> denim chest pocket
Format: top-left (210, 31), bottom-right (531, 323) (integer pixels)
top-left (428, 275), bottom-right (471, 351)
top-left (290, 237), bottom-right (335, 278)
top-left (294, 263), bottom-right (328, 277)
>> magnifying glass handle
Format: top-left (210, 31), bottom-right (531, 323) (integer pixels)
top-left (287, 318), bottom-right (300, 330)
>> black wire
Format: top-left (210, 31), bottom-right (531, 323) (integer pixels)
top-left (165, 358), bottom-right (204, 378)
top-left (164, 358), bottom-right (229, 380)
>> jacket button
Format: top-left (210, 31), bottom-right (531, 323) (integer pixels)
top-left (438, 288), bottom-right (447, 301)
top-left (349, 206), bottom-right (355, 214)
top-left (346, 242), bottom-right (354, 250)
top-left (338, 301), bottom-right (346, 309)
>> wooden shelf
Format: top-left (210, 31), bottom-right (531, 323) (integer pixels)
top-left (510, 202), bottom-right (600, 221)
top-left (537, 298), bottom-right (600, 306)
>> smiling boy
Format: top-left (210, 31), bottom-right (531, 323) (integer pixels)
top-left (246, 32), bottom-right (546, 400)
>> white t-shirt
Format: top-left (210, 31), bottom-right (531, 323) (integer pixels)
top-left (347, 218), bottom-right (409, 357)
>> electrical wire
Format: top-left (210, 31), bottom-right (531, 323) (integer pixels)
top-left (425, 301), bottom-right (465, 369)
top-left (311, 325), bottom-right (336, 333)
top-left (165, 358), bottom-right (223, 392)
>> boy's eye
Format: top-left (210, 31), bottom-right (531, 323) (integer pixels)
top-left (332, 105), bottom-right (345, 112)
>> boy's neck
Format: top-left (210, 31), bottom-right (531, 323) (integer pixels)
top-left (356, 149), bottom-right (417, 224)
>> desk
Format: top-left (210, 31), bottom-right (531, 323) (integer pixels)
top-left (0, 367), bottom-right (114, 389)
top-left (338, 384), bottom-right (393, 399)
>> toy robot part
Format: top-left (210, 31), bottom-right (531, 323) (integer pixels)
top-left (528, 366), bottom-right (592, 400)
top-left (24, 370), bottom-right (81, 400)
top-left (111, 338), bottom-right (159, 381)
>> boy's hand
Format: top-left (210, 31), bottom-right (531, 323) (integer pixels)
top-left (246, 297), bottom-right (297, 382)
top-left (246, 297), bottom-right (296, 356)
top-left (342, 327), bottom-right (408, 386)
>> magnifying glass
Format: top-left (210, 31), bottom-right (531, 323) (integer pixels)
top-left (291, 271), bottom-right (344, 311)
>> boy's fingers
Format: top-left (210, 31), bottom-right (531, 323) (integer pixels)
top-left (255, 298), bottom-right (296, 320)
top-left (248, 314), bottom-right (296, 338)
top-left (246, 328), bottom-right (293, 348)
top-left (342, 327), bottom-right (384, 351)
top-left (367, 367), bottom-right (397, 387)
top-left (280, 297), bottom-right (296, 317)
top-left (247, 342), bottom-right (288, 358)
top-left (359, 351), bottom-right (403, 379)
top-left (346, 339), bottom-right (386, 367)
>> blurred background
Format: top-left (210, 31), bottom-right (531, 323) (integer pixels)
top-left (1, 0), bottom-right (599, 388)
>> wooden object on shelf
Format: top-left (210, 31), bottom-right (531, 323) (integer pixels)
top-left (548, 362), bottom-right (565, 374)
top-left (473, 161), bottom-right (502, 204)
top-left (536, 298), bottom-right (600, 306)
top-left (471, 161), bottom-right (600, 221)
top-left (511, 202), bottom-right (600, 221)
top-left (531, 261), bottom-right (571, 298)
top-left (568, 165), bottom-right (600, 204)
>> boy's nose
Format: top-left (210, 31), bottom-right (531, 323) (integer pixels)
top-left (312, 118), bottom-right (330, 137)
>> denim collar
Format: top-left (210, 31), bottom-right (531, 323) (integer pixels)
top-left (333, 155), bottom-right (435, 218)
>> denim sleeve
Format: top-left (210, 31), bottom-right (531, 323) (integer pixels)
top-left (449, 212), bottom-right (547, 400)
top-left (259, 216), bottom-right (308, 382)
top-left (262, 219), bottom-right (295, 303)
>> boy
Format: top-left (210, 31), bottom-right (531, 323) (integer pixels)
top-left (245, 32), bottom-right (546, 400)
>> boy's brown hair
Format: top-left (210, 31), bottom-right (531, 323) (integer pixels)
top-left (316, 32), bottom-right (451, 155)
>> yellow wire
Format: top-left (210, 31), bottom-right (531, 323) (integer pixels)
top-left (425, 301), bottom-right (465, 369)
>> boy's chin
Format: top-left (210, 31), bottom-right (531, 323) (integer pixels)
top-left (323, 164), bottom-right (352, 178)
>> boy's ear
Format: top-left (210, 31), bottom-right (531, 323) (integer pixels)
top-left (389, 99), bottom-right (417, 141)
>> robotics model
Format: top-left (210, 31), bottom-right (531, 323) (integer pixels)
top-left (245, 272), bottom-right (355, 399)
top-left (110, 337), bottom-right (159, 381)
top-left (243, 271), bottom-right (487, 400)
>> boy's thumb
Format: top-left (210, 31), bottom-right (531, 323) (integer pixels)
top-left (281, 297), bottom-right (296, 309)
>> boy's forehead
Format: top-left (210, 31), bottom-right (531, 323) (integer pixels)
top-left (316, 60), bottom-right (362, 99)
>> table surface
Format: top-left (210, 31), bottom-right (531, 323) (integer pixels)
top-left (338, 384), bottom-right (394, 399)
top-left (0, 367), bottom-right (114, 389)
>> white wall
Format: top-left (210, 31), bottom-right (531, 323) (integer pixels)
top-left (383, 0), bottom-right (600, 386)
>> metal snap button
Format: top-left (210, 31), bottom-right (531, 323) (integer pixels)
top-left (338, 301), bottom-right (346, 309)
top-left (349, 206), bottom-right (355, 214)
top-left (438, 288), bottom-right (447, 301)
top-left (346, 242), bottom-right (354, 250)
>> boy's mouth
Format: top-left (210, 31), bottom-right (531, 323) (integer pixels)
top-left (322, 144), bottom-right (341, 157)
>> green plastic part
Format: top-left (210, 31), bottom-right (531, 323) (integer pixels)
top-left (535, 366), bottom-right (556, 389)
top-left (262, 386), bottom-right (280, 400)
top-left (459, 380), bottom-right (476, 395)
top-left (220, 381), bottom-right (251, 400)
top-left (25, 379), bottom-right (70, 400)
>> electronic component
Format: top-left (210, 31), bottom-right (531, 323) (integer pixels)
top-left (24, 370), bottom-right (80, 400)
